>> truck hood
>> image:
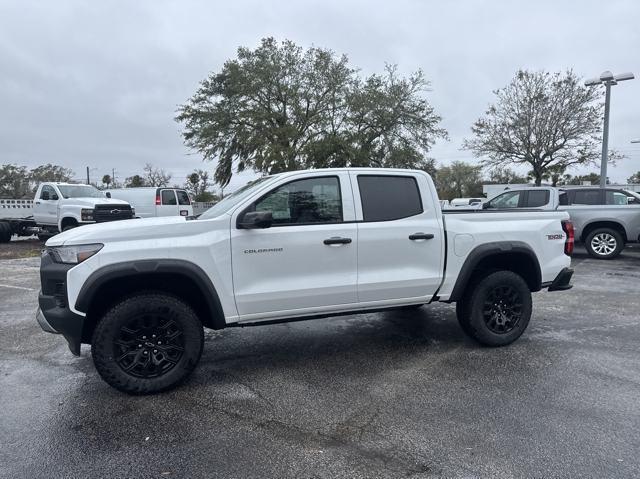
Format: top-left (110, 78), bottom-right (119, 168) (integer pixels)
top-left (46, 216), bottom-right (195, 246)
top-left (59, 197), bottom-right (131, 208)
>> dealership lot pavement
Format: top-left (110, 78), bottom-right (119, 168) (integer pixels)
top-left (1, 248), bottom-right (639, 478)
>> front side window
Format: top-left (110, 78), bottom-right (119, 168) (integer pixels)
top-left (571, 190), bottom-right (601, 205)
top-left (161, 190), bottom-right (177, 205)
top-left (40, 185), bottom-right (56, 200)
top-left (358, 175), bottom-right (422, 221)
top-left (487, 190), bottom-right (521, 209)
top-left (252, 176), bottom-right (342, 226)
top-left (176, 190), bottom-right (191, 205)
top-left (526, 190), bottom-right (550, 207)
top-left (606, 191), bottom-right (629, 205)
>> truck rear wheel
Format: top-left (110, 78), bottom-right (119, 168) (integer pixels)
top-left (92, 292), bottom-right (204, 394)
top-left (457, 270), bottom-right (532, 346)
top-left (0, 222), bottom-right (11, 243)
top-left (585, 228), bottom-right (623, 259)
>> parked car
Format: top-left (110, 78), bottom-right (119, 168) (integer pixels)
top-left (105, 187), bottom-right (193, 218)
top-left (37, 168), bottom-right (574, 394)
top-left (483, 186), bottom-right (640, 259)
top-left (0, 183), bottom-right (134, 242)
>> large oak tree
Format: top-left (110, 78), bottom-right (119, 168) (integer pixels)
top-left (176, 38), bottom-right (446, 186)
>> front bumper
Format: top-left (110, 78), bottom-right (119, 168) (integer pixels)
top-left (547, 267), bottom-right (574, 292)
top-left (36, 253), bottom-right (84, 355)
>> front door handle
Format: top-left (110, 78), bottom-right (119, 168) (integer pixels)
top-left (35, 201), bottom-right (41, 205)
top-left (409, 233), bottom-right (434, 241)
top-left (323, 237), bottom-right (352, 245)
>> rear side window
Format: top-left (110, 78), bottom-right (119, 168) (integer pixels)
top-left (358, 175), bottom-right (422, 221)
top-left (161, 190), bottom-right (177, 205)
top-left (571, 190), bottom-right (601, 205)
top-left (526, 190), bottom-right (550, 207)
top-left (176, 190), bottom-right (191, 205)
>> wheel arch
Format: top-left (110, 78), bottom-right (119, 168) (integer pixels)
top-left (76, 259), bottom-right (227, 343)
top-left (59, 216), bottom-right (78, 230)
top-left (448, 241), bottom-right (542, 302)
top-left (580, 221), bottom-right (627, 243)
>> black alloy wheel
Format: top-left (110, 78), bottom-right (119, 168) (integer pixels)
top-left (482, 284), bottom-right (524, 334)
top-left (114, 314), bottom-right (185, 379)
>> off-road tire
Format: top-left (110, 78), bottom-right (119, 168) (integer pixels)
top-left (92, 292), bottom-right (204, 394)
top-left (0, 222), bottom-right (11, 243)
top-left (457, 270), bottom-right (532, 347)
top-left (585, 228), bottom-right (623, 260)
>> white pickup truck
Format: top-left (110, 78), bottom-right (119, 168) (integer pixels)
top-left (36, 168), bottom-right (574, 394)
top-left (0, 183), bottom-right (134, 242)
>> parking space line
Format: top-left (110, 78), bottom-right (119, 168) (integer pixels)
top-left (0, 284), bottom-right (36, 291)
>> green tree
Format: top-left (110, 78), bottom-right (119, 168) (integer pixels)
top-left (125, 175), bottom-right (146, 187)
top-left (29, 164), bottom-right (74, 185)
top-left (176, 38), bottom-right (446, 186)
top-left (436, 161), bottom-right (484, 200)
top-left (628, 171), bottom-right (640, 184)
top-left (561, 172), bottom-right (602, 186)
top-left (102, 174), bottom-right (112, 188)
top-left (185, 169), bottom-right (211, 199)
top-left (0, 164), bottom-right (31, 198)
top-left (463, 70), bottom-right (603, 186)
top-left (486, 166), bottom-right (528, 185)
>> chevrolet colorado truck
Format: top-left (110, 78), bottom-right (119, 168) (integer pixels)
top-left (483, 186), bottom-right (640, 259)
top-left (36, 168), bottom-right (574, 394)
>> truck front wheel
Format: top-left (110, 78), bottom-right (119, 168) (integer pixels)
top-left (457, 271), bottom-right (532, 346)
top-left (92, 293), bottom-right (204, 394)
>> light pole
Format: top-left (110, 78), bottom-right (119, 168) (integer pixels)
top-left (585, 71), bottom-right (634, 188)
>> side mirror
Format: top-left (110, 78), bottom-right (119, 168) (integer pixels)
top-left (51, 193), bottom-right (59, 201)
top-left (482, 202), bottom-right (490, 209)
top-left (106, 192), bottom-right (111, 198)
top-left (41, 191), bottom-right (50, 200)
top-left (238, 211), bottom-right (273, 229)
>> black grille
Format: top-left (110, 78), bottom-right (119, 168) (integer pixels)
top-left (94, 204), bottom-right (133, 223)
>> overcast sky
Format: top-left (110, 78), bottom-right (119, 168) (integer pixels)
top-left (1, 0), bottom-right (638, 191)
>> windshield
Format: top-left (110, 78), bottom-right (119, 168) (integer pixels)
top-left (57, 185), bottom-right (105, 199)
top-left (198, 176), bottom-right (275, 219)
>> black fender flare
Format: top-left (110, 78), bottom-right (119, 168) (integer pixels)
top-left (74, 259), bottom-right (227, 330)
top-left (448, 241), bottom-right (542, 302)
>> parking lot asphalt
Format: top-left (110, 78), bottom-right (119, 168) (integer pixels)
top-left (1, 248), bottom-right (639, 478)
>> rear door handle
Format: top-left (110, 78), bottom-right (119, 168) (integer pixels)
top-left (35, 202), bottom-right (41, 205)
top-left (409, 233), bottom-right (434, 240)
top-left (323, 237), bottom-right (352, 245)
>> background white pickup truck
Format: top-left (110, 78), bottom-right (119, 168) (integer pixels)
top-left (0, 182), bottom-right (134, 242)
top-left (37, 168), bottom-right (574, 394)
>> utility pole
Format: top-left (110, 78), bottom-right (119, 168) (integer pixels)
top-left (112, 168), bottom-right (116, 188)
top-left (584, 71), bottom-right (635, 188)
top-left (86, 166), bottom-right (90, 185)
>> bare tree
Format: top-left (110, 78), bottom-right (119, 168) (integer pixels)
top-left (143, 163), bottom-right (172, 187)
top-left (463, 70), bottom-right (603, 186)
